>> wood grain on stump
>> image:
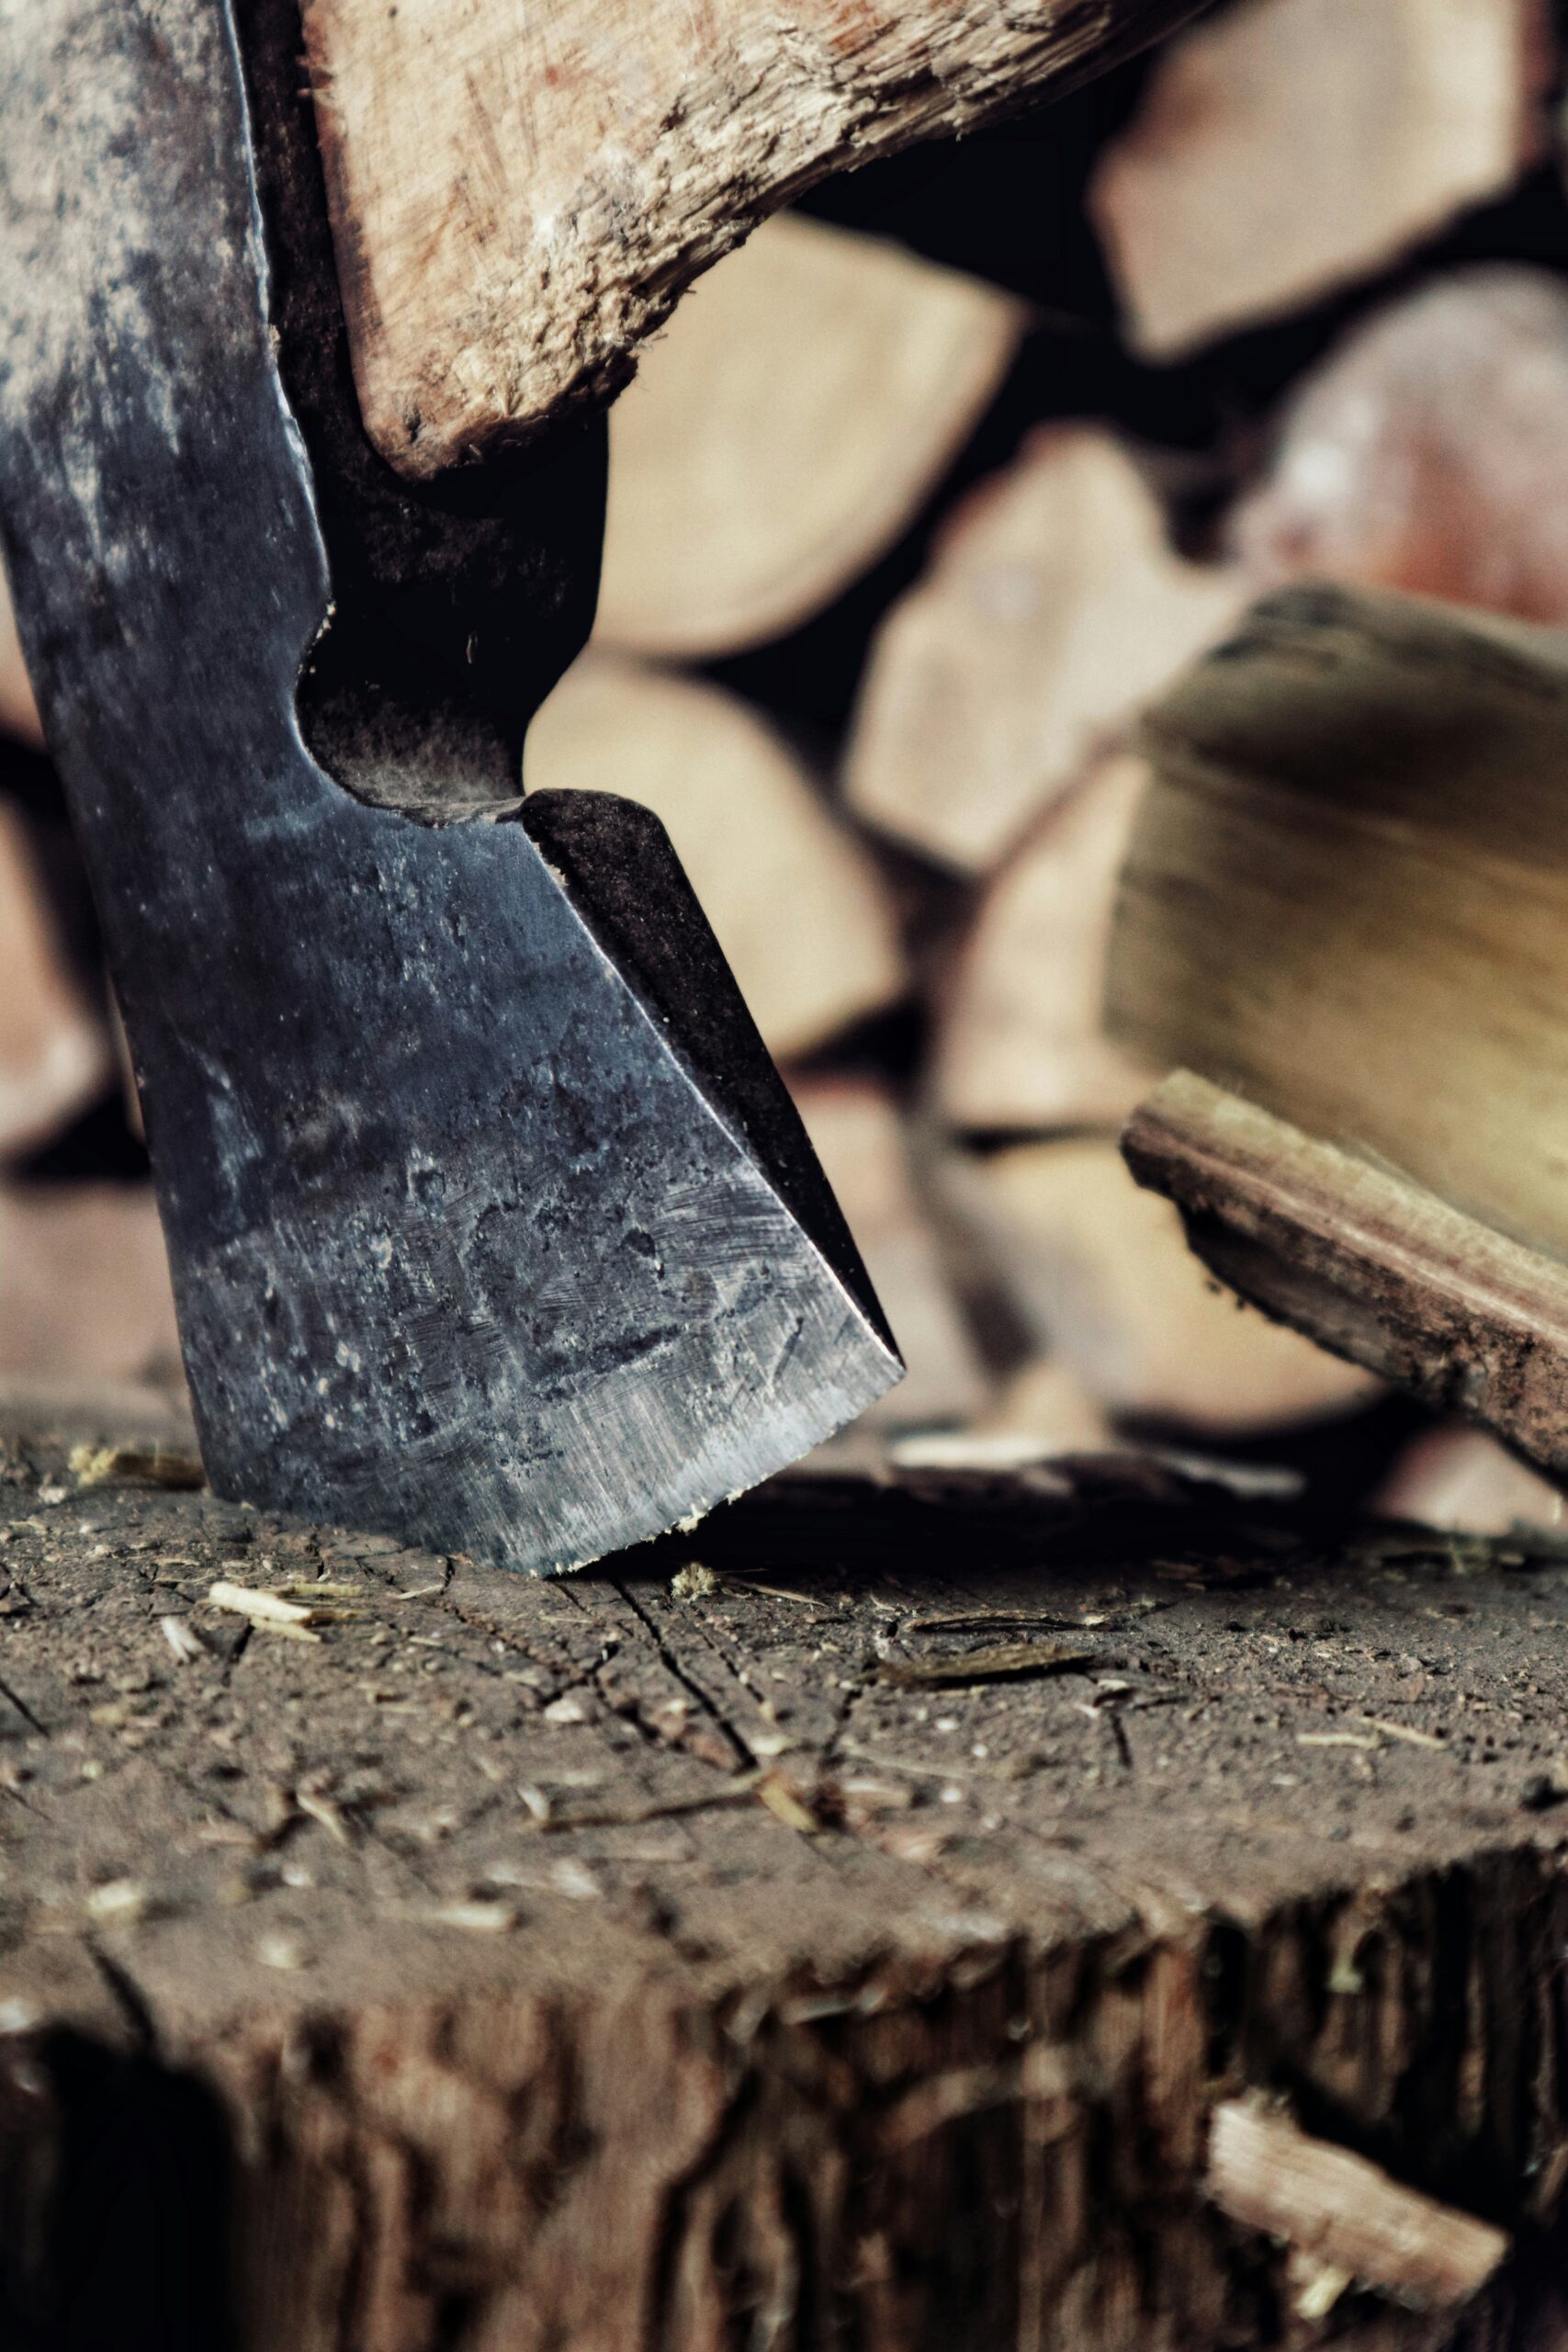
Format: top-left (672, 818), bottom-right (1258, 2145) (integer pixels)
top-left (2, 1421), bottom-right (1568, 2347)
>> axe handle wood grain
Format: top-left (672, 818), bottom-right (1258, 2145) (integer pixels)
top-left (299, 0), bottom-right (1213, 482)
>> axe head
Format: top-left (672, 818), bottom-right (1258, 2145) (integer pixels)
top-left (0, 0), bottom-right (902, 1573)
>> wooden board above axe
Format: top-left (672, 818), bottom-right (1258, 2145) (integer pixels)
top-left (0, 0), bottom-right (1205, 1574)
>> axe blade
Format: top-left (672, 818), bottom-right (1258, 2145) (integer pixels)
top-left (0, 0), bottom-right (901, 1573)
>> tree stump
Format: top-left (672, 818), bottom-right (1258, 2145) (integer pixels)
top-left (1, 1417), bottom-right (1567, 2350)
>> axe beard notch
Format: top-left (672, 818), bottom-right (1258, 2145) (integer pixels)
top-left (0, 0), bottom-right (903, 1574)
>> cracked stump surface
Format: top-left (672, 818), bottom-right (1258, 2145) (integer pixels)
top-left (1, 1423), bottom-right (1568, 2350)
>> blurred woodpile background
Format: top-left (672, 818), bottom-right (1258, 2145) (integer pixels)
top-left (5, 0), bottom-right (1568, 1532)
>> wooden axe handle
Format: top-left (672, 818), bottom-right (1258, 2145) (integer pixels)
top-left (300, 0), bottom-right (1210, 482)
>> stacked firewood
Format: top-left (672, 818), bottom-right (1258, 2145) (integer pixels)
top-left (5, 0), bottom-right (1566, 1525)
top-left (0, 609), bottom-right (183, 1414)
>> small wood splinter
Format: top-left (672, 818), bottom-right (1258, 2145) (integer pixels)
top-left (1205, 2099), bottom-right (1508, 2313)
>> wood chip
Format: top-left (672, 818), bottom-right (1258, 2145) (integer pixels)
top-left (874, 1642), bottom-right (1093, 1689)
top-left (407, 1899), bottom-right (518, 1935)
top-left (159, 1616), bottom-right (206, 1665)
top-left (536, 1777), bottom-right (765, 1837)
top-left (755, 1774), bottom-right (822, 1836)
top-left (1206, 2098), bottom-right (1507, 2312)
top-left (71, 1441), bottom-right (204, 1491)
top-left (85, 1877), bottom-right (151, 1925)
top-left (296, 1789), bottom-right (355, 1846)
top-left (1361, 1718), bottom-right (1448, 1751)
top-left (255, 1933), bottom-right (309, 1972)
top-left (207, 1582), bottom-right (317, 1626)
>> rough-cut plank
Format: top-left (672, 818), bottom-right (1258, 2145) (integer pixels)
top-left (845, 429), bottom-right (1242, 874)
top-left (1206, 2101), bottom-right (1509, 2314)
top-left (0, 1183), bottom-right (182, 1387)
top-left (299, 0), bottom-right (1211, 480)
top-left (0, 798), bottom-right (111, 1158)
top-left (956, 1132), bottom-right (1378, 1432)
top-left (0, 560), bottom-right (40, 748)
top-left (1109, 582), bottom-right (1568, 1263)
top-left (2, 1424), bottom-right (1568, 2348)
top-left (1091, 0), bottom-right (1547, 359)
top-left (1375, 1424), bottom-right (1568, 1538)
top-left (594, 215), bottom-right (1024, 660)
top-left (525, 652), bottom-right (905, 1061)
top-left (933, 752), bottom-right (1156, 1133)
top-left (1235, 269), bottom-right (1568, 621)
top-left (1122, 1072), bottom-right (1568, 1482)
top-left (790, 1076), bottom-right (989, 1430)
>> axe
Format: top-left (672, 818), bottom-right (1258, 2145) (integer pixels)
top-left (0, 0), bottom-right (1200, 1575)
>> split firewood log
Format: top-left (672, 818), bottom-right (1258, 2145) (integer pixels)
top-left (1110, 584), bottom-right (1568, 1481)
top-left (0, 1183), bottom-right (181, 1386)
top-left (789, 1077), bottom-right (989, 1430)
top-left (595, 215), bottom-right (1026, 660)
top-left (1375, 1425), bottom-right (1567, 1537)
top-left (299, 0), bottom-right (1209, 480)
top-left (1112, 585), bottom-right (1568, 1262)
top-left (1091, 0), bottom-right (1548, 360)
top-left (845, 428), bottom-right (1243, 875)
top-left (932, 751), bottom-right (1156, 1133)
top-left (960, 1135), bottom-right (1378, 1432)
top-left (0, 798), bottom-right (112, 1160)
top-left (971, 1354), bottom-right (1115, 1453)
top-left (1235, 267), bottom-right (1568, 621)
top-left (0, 560), bottom-right (41, 748)
top-left (525, 653), bottom-right (906, 1061)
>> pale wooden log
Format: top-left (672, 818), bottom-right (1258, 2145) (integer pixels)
top-left (960, 1133), bottom-right (1378, 1431)
top-left (0, 1182), bottom-right (181, 1386)
top-left (299, 0), bottom-right (1209, 481)
top-left (1235, 269), bottom-right (1568, 622)
top-left (595, 215), bottom-right (1024, 661)
top-left (1375, 1425), bottom-right (1568, 1537)
top-left (933, 751), bottom-right (1156, 1132)
top-left (525, 652), bottom-right (906, 1061)
top-left (845, 428), bottom-right (1243, 875)
top-left (1110, 582), bottom-right (1568, 1263)
top-left (1091, 0), bottom-right (1547, 360)
top-left (1121, 1073), bottom-right (1568, 1481)
top-left (1206, 2100), bottom-right (1508, 2314)
top-left (0, 555), bottom-right (41, 748)
top-left (790, 1077), bottom-right (990, 1430)
top-left (0, 799), bottom-right (112, 1159)
top-left (972, 1353), bottom-right (1116, 1452)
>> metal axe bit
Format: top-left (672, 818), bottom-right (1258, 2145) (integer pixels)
top-left (0, 0), bottom-right (902, 1573)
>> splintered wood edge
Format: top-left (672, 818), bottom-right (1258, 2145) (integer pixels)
top-left (1122, 1071), bottom-right (1568, 1484)
top-left (299, 0), bottom-right (1212, 478)
top-left (1206, 2101), bottom-right (1508, 2312)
